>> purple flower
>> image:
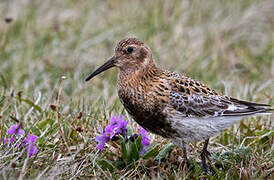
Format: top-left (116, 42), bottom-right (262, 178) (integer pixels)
top-left (105, 125), bottom-right (116, 138)
top-left (106, 115), bottom-right (128, 136)
top-left (95, 129), bottom-right (110, 151)
top-left (115, 118), bottom-right (128, 135)
top-left (3, 137), bottom-right (9, 148)
top-left (26, 145), bottom-right (38, 158)
top-left (9, 136), bottom-right (15, 144)
top-left (111, 115), bottom-right (128, 135)
top-left (105, 115), bottom-right (128, 138)
top-left (23, 131), bottom-right (38, 146)
top-left (7, 123), bottom-right (25, 136)
top-left (139, 126), bottom-right (150, 155)
top-left (95, 115), bottom-right (129, 151)
top-left (3, 124), bottom-right (39, 158)
top-left (104, 116), bottom-right (120, 138)
top-left (23, 132), bottom-right (38, 157)
top-left (3, 136), bottom-right (15, 148)
top-left (109, 115), bottom-right (121, 126)
top-left (4, 123), bottom-right (23, 148)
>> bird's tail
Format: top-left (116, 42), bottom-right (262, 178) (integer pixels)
top-left (223, 98), bottom-right (273, 116)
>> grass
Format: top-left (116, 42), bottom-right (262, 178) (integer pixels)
top-left (0, 0), bottom-right (273, 179)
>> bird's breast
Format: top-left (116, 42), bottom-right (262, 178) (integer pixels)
top-left (117, 85), bottom-right (154, 118)
top-left (117, 84), bottom-right (178, 138)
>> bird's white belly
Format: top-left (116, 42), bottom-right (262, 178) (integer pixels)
top-left (167, 113), bottom-right (242, 144)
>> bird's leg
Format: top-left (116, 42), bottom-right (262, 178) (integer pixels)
top-left (182, 143), bottom-right (190, 168)
top-left (200, 138), bottom-right (216, 174)
top-left (200, 138), bottom-right (211, 173)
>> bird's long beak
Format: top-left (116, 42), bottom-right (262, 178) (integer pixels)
top-left (85, 56), bottom-right (116, 82)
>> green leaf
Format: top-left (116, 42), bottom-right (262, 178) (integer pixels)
top-left (112, 158), bottom-right (126, 170)
top-left (135, 135), bottom-right (142, 152)
top-left (16, 97), bottom-right (42, 113)
top-left (39, 118), bottom-right (54, 130)
top-left (70, 129), bottom-right (78, 141)
top-left (119, 136), bottom-right (128, 164)
top-left (142, 143), bottom-right (159, 159)
top-left (97, 158), bottom-right (116, 172)
top-left (128, 139), bottom-right (140, 163)
top-left (193, 159), bottom-right (200, 178)
top-left (222, 131), bottom-right (229, 145)
top-left (0, 73), bottom-right (8, 90)
top-left (154, 143), bottom-right (175, 162)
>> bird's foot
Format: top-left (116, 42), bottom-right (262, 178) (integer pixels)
top-left (179, 146), bottom-right (190, 169)
top-left (182, 156), bottom-right (190, 169)
top-left (200, 149), bottom-right (209, 173)
top-left (200, 145), bottom-right (216, 175)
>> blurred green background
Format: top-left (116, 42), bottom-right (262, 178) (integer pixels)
top-left (1, 0), bottom-right (273, 101)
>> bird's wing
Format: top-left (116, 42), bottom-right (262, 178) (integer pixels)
top-left (168, 77), bottom-right (271, 117)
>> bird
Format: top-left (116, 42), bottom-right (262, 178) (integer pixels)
top-left (85, 37), bottom-right (273, 172)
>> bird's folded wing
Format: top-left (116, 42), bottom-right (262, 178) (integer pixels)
top-left (168, 78), bottom-right (272, 117)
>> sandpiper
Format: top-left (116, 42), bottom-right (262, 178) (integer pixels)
top-left (85, 37), bottom-right (272, 171)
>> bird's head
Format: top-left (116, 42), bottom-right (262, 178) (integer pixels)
top-left (85, 37), bottom-right (154, 81)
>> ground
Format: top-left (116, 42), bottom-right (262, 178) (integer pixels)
top-left (0, 0), bottom-right (273, 179)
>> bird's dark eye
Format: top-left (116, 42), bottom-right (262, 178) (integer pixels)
top-left (124, 46), bottom-right (134, 54)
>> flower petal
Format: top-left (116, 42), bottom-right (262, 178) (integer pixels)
top-left (3, 138), bottom-right (7, 144)
top-left (27, 145), bottom-right (38, 157)
top-left (96, 143), bottom-right (105, 151)
top-left (7, 125), bottom-right (16, 135)
top-left (139, 126), bottom-right (150, 155)
top-left (10, 136), bottom-right (14, 143)
top-left (18, 129), bottom-right (25, 136)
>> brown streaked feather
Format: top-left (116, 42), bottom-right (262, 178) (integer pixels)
top-left (166, 74), bottom-right (272, 117)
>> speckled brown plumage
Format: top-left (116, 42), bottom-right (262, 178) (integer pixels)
top-left (85, 37), bottom-right (273, 172)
